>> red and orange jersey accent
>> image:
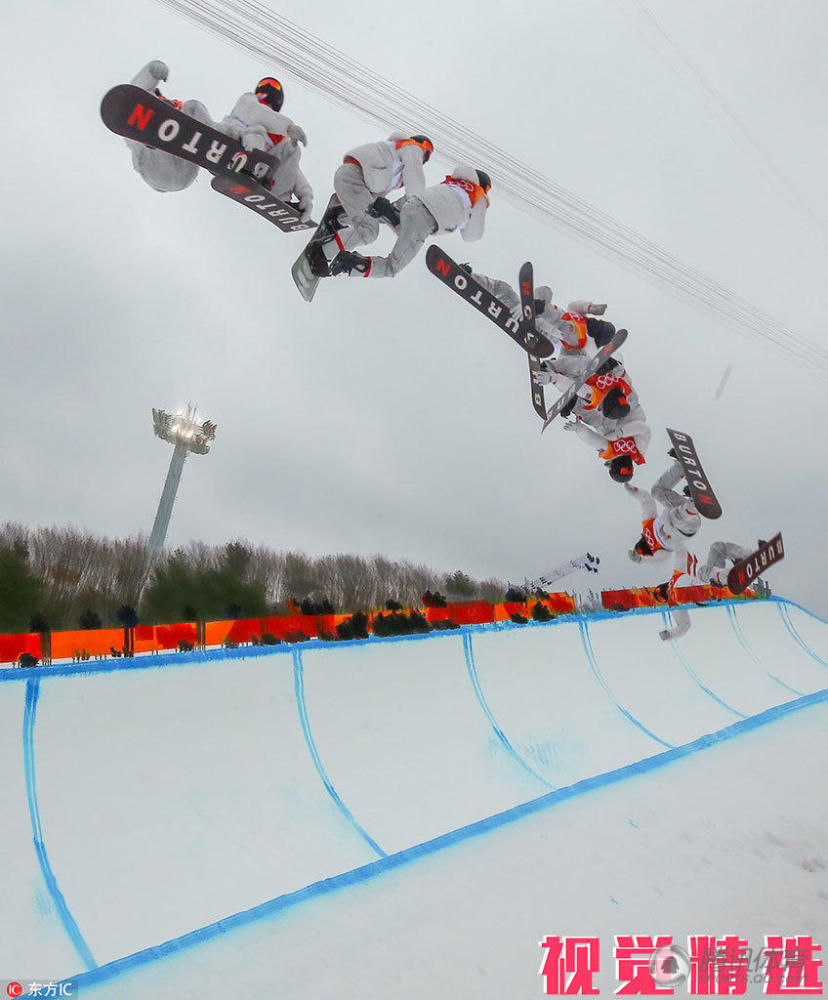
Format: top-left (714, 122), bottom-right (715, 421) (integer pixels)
top-left (442, 175), bottom-right (490, 206)
top-left (641, 517), bottom-right (667, 556)
top-left (157, 93), bottom-right (183, 111)
top-left (600, 436), bottom-right (646, 466)
top-left (581, 368), bottom-right (632, 411)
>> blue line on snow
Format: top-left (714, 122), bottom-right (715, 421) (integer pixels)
top-left (726, 604), bottom-right (802, 696)
top-left (58, 682), bottom-right (828, 997)
top-left (777, 602), bottom-right (828, 669)
top-left (461, 631), bottom-right (552, 788)
top-left (661, 610), bottom-right (746, 719)
top-left (291, 649), bottom-right (387, 858)
top-left (22, 680), bottom-right (97, 971)
top-left (578, 620), bottom-right (674, 749)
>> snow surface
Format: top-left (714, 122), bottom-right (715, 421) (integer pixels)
top-left (1, 597), bottom-right (826, 997)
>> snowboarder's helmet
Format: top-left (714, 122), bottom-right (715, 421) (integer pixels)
top-left (634, 535), bottom-right (654, 557)
top-left (476, 169), bottom-right (492, 192)
top-left (602, 386), bottom-right (631, 420)
top-left (667, 504), bottom-right (701, 537)
top-left (256, 77), bottom-right (284, 111)
top-left (410, 135), bottom-right (434, 162)
top-left (607, 456), bottom-right (634, 482)
top-left (586, 316), bottom-right (616, 347)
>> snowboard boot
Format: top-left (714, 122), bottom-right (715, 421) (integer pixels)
top-left (305, 241), bottom-right (332, 278)
top-left (560, 396), bottom-right (578, 419)
top-left (366, 196), bottom-right (401, 228)
top-left (330, 250), bottom-right (372, 276)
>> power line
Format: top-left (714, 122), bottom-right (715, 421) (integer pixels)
top-left (153, 0), bottom-right (828, 375)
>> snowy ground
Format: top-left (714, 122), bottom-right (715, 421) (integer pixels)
top-left (1, 597), bottom-right (826, 997)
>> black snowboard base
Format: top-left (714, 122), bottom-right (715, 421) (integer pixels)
top-left (210, 175), bottom-right (315, 233)
top-left (425, 245), bottom-right (557, 359)
top-left (666, 428), bottom-right (722, 519)
top-left (100, 84), bottom-right (273, 182)
top-left (727, 533), bottom-right (784, 594)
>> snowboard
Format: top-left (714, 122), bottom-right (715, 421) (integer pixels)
top-left (425, 246), bottom-right (557, 358)
top-left (666, 428), bottom-right (722, 519)
top-left (540, 328), bottom-right (629, 432)
top-left (100, 84), bottom-right (273, 182)
top-left (518, 261), bottom-right (549, 419)
top-left (727, 533), bottom-right (784, 594)
top-left (210, 175), bottom-right (315, 233)
top-left (291, 194), bottom-right (345, 302)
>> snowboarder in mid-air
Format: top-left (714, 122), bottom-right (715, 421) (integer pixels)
top-left (125, 60), bottom-right (218, 193)
top-left (220, 77), bottom-right (314, 220)
top-left (626, 459), bottom-right (701, 565)
top-left (330, 165), bottom-right (492, 279)
top-left (624, 460), bottom-right (705, 640)
top-left (468, 271), bottom-right (612, 356)
top-left (309, 132), bottom-right (435, 273)
top-left (699, 541), bottom-right (755, 588)
top-left (524, 553), bottom-right (600, 591)
top-left (559, 361), bottom-right (652, 481)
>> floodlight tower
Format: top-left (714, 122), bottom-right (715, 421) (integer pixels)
top-left (148, 404), bottom-right (217, 555)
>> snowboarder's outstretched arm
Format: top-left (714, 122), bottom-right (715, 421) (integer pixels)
top-left (659, 608), bottom-right (690, 641)
top-left (568, 420), bottom-right (609, 451)
top-left (624, 482), bottom-right (657, 521)
top-left (652, 460), bottom-right (687, 509)
top-left (567, 299), bottom-right (607, 317)
top-left (131, 60), bottom-right (169, 91)
top-left (221, 94), bottom-right (306, 152)
top-left (461, 197), bottom-right (488, 242)
top-left (399, 143), bottom-right (427, 196)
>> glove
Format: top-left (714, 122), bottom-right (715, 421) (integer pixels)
top-left (287, 123), bottom-right (307, 147)
top-left (297, 195), bottom-right (313, 222)
top-left (458, 262), bottom-right (472, 274)
top-left (628, 549), bottom-right (643, 563)
top-left (658, 629), bottom-right (672, 641)
top-left (532, 368), bottom-right (556, 386)
top-left (148, 60), bottom-right (169, 82)
top-left (623, 483), bottom-right (639, 495)
top-left (562, 420), bottom-right (578, 432)
top-left (588, 303), bottom-right (607, 315)
top-left (366, 196), bottom-right (401, 227)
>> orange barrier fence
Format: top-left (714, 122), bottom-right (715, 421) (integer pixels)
top-left (0, 587), bottom-right (762, 664)
top-left (0, 632), bottom-right (40, 663)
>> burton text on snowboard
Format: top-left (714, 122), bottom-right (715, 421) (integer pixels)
top-left (425, 246), bottom-right (556, 359)
top-left (100, 84), bottom-right (273, 181)
top-left (211, 175), bottom-right (315, 233)
top-left (666, 428), bottom-right (722, 519)
top-left (727, 533), bottom-right (784, 594)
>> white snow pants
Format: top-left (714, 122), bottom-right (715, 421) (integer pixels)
top-left (365, 198), bottom-right (438, 279)
top-left (333, 161), bottom-right (384, 247)
top-left (127, 99), bottom-right (213, 193)
top-left (699, 541), bottom-right (752, 585)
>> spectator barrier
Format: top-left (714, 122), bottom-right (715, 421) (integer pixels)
top-left (0, 588), bottom-right (759, 664)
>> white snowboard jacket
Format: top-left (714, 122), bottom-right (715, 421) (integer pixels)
top-left (417, 165), bottom-right (489, 240)
top-left (220, 93), bottom-right (312, 204)
top-left (343, 133), bottom-right (428, 197)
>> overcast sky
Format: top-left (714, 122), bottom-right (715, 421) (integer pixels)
top-left (1, 0), bottom-right (827, 613)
